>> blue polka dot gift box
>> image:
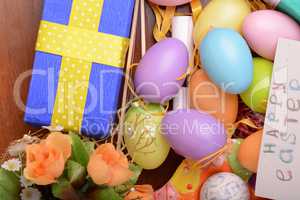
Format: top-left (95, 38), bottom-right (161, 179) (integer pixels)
top-left (24, 0), bottom-right (135, 138)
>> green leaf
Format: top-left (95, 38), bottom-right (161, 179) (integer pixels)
top-left (79, 177), bottom-right (97, 194)
top-left (52, 178), bottom-right (80, 200)
top-left (67, 160), bottom-right (86, 188)
top-left (0, 185), bottom-right (18, 200)
top-left (83, 141), bottom-right (95, 155)
top-left (90, 188), bottom-right (122, 200)
top-left (114, 164), bottom-right (142, 195)
top-left (128, 164), bottom-right (142, 185)
top-left (70, 133), bottom-right (90, 167)
top-left (0, 168), bottom-right (20, 196)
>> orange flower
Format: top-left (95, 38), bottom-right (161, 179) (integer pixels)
top-left (125, 185), bottom-right (154, 200)
top-left (87, 143), bottom-right (132, 186)
top-left (24, 132), bottom-right (71, 185)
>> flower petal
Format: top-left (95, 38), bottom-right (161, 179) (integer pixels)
top-left (125, 185), bottom-right (154, 200)
top-left (87, 154), bottom-right (110, 185)
top-left (24, 142), bottom-right (66, 185)
top-left (46, 132), bottom-right (71, 161)
top-left (46, 151), bottom-right (65, 179)
top-left (108, 165), bottom-right (133, 186)
top-left (24, 167), bottom-right (56, 185)
top-left (118, 152), bottom-right (129, 168)
top-left (135, 185), bottom-right (154, 193)
top-left (95, 143), bottom-right (120, 164)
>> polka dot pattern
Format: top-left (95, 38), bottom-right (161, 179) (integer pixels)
top-left (52, 57), bottom-right (92, 132)
top-left (36, 21), bottom-right (129, 68)
top-left (36, 0), bottom-right (129, 132)
top-left (69, 0), bottom-right (103, 31)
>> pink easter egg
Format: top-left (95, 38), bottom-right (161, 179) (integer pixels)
top-left (243, 10), bottom-right (300, 60)
top-left (148, 0), bottom-right (191, 6)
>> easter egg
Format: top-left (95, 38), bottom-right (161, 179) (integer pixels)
top-left (154, 157), bottom-right (232, 199)
top-left (161, 109), bottom-right (227, 160)
top-left (238, 130), bottom-right (263, 173)
top-left (227, 139), bottom-right (253, 181)
top-left (243, 10), bottom-right (300, 60)
top-left (200, 28), bottom-right (253, 94)
top-left (189, 69), bottom-right (238, 127)
top-left (148, 0), bottom-right (191, 6)
top-left (200, 172), bottom-right (250, 200)
top-left (240, 57), bottom-right (273, 113)
top-left (134, 38), bottom-right (189, 103)
top-left (124, 102), bottom-right (170, 170)
top-left (194, 0), bottom-right (251, 45)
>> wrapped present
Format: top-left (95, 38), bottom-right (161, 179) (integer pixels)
top-left (24, 0), bottom-right (135, 138)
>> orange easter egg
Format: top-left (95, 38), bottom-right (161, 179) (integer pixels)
top-left (238, 130), bottom-right (263, 173)
top-left (189, 69), bottom-right (238, 126)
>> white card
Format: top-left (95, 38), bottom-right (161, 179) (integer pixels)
top-left (256, 38), bottom-right (300, 200)
top-left (173, 87), bottom-right (189, 110)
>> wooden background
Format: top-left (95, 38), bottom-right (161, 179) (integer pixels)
top-left (0, 0), bottom-right (186, 189)
top-left (0, 0), bottom-right (42, 152)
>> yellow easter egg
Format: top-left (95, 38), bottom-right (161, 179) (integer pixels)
top-left (171, 160), bottom-right (202, 195)
top-left (124, 102), bottom-right (170, 170)
top-left (194, 0), bottom-right (251, 45)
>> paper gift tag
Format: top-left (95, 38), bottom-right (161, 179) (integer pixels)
top-left (256, 38), bottom-right (300, 200)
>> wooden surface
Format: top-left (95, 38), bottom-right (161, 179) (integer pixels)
top-left (0, 0), bottom-right (184, 189)
top-left (0, 0), bottom-right (42, 153)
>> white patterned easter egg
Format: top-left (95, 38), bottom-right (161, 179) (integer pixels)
top-left (200, 172), bottom-right (250, 200)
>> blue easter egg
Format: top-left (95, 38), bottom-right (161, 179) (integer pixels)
top-left (200, 28), bottom-right (253, 94)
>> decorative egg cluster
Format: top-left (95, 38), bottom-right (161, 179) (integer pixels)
top-left (124, 0), bottom-right (300, 199)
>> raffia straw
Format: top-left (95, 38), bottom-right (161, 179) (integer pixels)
top-left (247, 0), bottom-right (272, 10)
top-left (125, 63), bottom-right (141, 100)
top-left (191, 140), bottom-right (230, 169)
top-left (140, 0), bottom-right (147, 56)
top-left (116, 0), bottom-right (140, 150)
top-left (150, 3), bottom-right (176, 42)
top-left (176, 45), bottom-right (201, 81)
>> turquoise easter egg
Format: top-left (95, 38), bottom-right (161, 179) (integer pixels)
top-left (200, 28), bottom-right (253, 94)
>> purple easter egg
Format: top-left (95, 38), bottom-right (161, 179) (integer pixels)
top-left (134, 38), bottom-right (189, 103)
top-left (161, 109), bottom-right (227, 160)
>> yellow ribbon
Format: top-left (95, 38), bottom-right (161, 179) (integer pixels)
top-left (36, 0), bottom-right (129, 132)
top-left (247, 0), bottom-right (270, 11)
top-left (190, 0), bottom-right (202, 22)
top-left (36, 21), bottom-right (129, 68)
top-left (227, 118), bottom-right (261, 138)
top-left (150, 3), bottom-right (176, 42)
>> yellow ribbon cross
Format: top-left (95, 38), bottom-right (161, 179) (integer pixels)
top-left (36, 0), bottom-right (129, 132)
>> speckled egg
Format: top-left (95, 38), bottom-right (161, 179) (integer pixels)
top-left (200, 172), bottom-right (250, 200)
